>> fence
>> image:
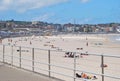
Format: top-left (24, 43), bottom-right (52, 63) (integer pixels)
top-left (0, 44), bottom-right (120, 81)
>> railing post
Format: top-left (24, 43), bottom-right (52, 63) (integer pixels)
top-left (11, 45), bottom-right (13, 66)
top-left (3, 45), bottom-right (5, 62)
top-left (48, 50), bottom-right (51, 77)
top-left (101, 55), bottom-right (104, 81)
top-left (74, 52), bottom-right (76, 81)
top-left (19, 47), bottom-right (21, 68)
top-left (32, 48), bottom-right (34, 72)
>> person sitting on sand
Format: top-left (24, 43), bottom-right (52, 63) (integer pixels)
top-left (76, 48), bottom-right (83, 50)
top-left (64, 52), bottom-right (70, 57)
top-left (101, 64), bottom-right (108, 68)
top-left (69, 52), bottom-right (74, 58)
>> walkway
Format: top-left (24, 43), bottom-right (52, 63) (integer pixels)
top-left (0, 62), bottom-right (63, 81)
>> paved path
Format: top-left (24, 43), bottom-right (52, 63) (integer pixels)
top-left (0, 63), bottom-right (63, 81)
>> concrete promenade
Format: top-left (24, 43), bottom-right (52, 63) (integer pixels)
top-left (0, 62), bottom-right (63, 81)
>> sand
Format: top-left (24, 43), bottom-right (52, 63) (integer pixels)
top-left (0, 34), bottom-right (120, 81)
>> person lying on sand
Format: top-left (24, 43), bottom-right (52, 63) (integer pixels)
top-left (76, 73), bottom-right (97, 80)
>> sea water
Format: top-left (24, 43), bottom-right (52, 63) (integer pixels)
top-left (109, 34), bottom-right (120, 44)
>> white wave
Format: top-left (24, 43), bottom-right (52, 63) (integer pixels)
top-left (115, 37), bottom-right (120, 41)
top-left (116, 28), bottom-right (120, 32)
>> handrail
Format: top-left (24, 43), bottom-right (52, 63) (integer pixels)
top-left (1, 44), bottom-right (120, 58)
top-left (0, 44), bottom-right (120, 81)
top-left (1, 53), bottom-right (120, 80)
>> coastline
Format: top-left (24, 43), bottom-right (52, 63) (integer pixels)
top-left (1, 34), bottom-right (120, 55)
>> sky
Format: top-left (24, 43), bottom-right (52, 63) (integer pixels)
top-left (0, 0), bottom-right (120, 24)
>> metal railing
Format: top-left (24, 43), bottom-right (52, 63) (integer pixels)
top-left (0, 44), bottom-right (120, 81)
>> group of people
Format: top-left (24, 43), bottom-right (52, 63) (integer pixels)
top-left (64, 52), bottom-right (89, 58)
top-left (64, 52), bottom-right (79, 58)
top-left (76, 73), bottom-right (97, 80)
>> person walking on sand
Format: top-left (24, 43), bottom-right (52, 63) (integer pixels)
top-left (0, 39), bottom-right (2, 44)
top-left (86, 42), bottom-right (88, 46)
top-left (30, 41), bottom-right (32, 45)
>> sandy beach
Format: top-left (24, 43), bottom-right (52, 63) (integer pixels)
top-left (0, 34), bottom-right (120, 81)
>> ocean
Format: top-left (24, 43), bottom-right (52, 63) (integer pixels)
top-left (109, 34), bottom-right (120, 44)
